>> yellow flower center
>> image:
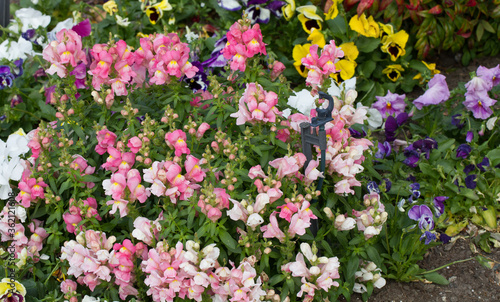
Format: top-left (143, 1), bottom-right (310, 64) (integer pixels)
top-left (386, 102), bottom-right (392, 109)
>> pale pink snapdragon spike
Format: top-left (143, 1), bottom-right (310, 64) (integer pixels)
top-left (127, 169), bottom-right (150, 203)
top-left (43, 29), bottom-right (87, 78)
top-left (63, 207), bottom-right (82, 234)
top-left (102, 172), bottom-right (127, 200)
top-left (261, 211), bottom-right (286, 242)
top-left (106, 198), bottom-right (129, 217)
top-left (166, 130), bottom-right (191, 157)
top-left (132, 217), bottom-right (155, 245)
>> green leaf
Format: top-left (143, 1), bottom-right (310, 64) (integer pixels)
top-left (477, 22), bottom-right (485, 41)
top-left (58, 179), bottom-right (72, 195)
top-left (327, 16), bottom-right (347, 35)
top-left (486, 149), bottom-right (500, 167)
top-left (481, 20), bottom-right (496, 33)
top-left (423, 272), bottom-right (450, 285)
top-left (269, 274), bottom-right (285, 286)
top-left (355, 37), bottom-right (381, 53)
top-left (219, 229), bottom-right (237, 251)
top-left (366, 246), bottom-right (383, 268)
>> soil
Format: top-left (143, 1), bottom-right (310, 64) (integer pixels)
top-left (346, 53), bottom-right (500, 302)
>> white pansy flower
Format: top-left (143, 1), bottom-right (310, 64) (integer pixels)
top-left (287, 89), bottom-right (318, 116)
top-left (15, 206), bottom-right (27, 223)
top-left (10, 8), bottom-right (51, 33)
top-left (327, 77), bottom-right (357, 98)
top-left (116, 15), bottom-right (131, 27)
top-left (366, 108), bottom-right (383, 129)
top-left (353, 283), bottom-right (367, 293)
top-left (47, 18), bottom-right (75, 42)
top-left (486, 116), bottom-right (497, 130)
top-left (0, 37), bottom-right (35, 61)
top-left (82, 296), bottom-right (100, 302)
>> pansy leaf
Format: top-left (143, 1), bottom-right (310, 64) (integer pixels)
top-left (423, 272), bottom-right (450, 285)
top-left (486, 149), bottom-right (500, 167)
top-left (355, 36), bottom-right (381, 53)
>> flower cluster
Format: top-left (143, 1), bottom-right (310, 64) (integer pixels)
top-left (61, 230), bottom-right (140, 300)
top-left (230, 82), bottom-right (281, 125)
top-left (301, 40), bottom-right (344, 94)
top-left (352, 192), bottom-right (388, 240)
top-left (462, 64), bottom-right (500, 119)
top-left (221, 21), bottom-right (267, 72)
top-left (0, 129), bottom-right (30, 199)
top-left (142, 240), bottom-right (266, 302)
top-left (283, 243), bottom-right (340, 300)
top-left (42, 29), bottom-right (87, 79)
top-left (62, 197), bottom-right (101, 234)
top-left (353, 261), bottom-right (386, 294)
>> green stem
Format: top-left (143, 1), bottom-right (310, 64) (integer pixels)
top-left (10, 107), bottom-right (38, 119)
top-left (417, 257), bottom-right (474, 275)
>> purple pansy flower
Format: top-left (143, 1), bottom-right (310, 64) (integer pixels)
top-left (245, 0), bottom-right (286, 23)
top-left (466, 131), bottom-right (473, 143)
top-left (403, 149), bottom-right (420, 167)
top-left (433, 196), bottom-right (448, 217)
top-left (202, 35), bottom-right (229, 69)
top-left (477, 157), bottom-right (489, 172)
top-left (465, 174), bottom-right (477, 189)
top-left (384, 115), bottom-right (398, 142)
top-left (0, 292), bottom-right (24, 302)
top-left (396, 112), bottom-right (409, 126)
top-left (381, 178), bottom-right (392, 192)
top-left (413, 74), bottom-right (450, 110)
top-left (408, 183), bottom-right (421, 203)
top-left (439, 232), bottom-right (451, 244)
top-left (420, 231), bottom-right (437, 245)
top-left (219, 0), bottom-right (243, 11)
top-left (463, 164), bottom-right (475, 175)
top-left (13, 59), bottom-right (24, 78)
top-left (372, 90), bottom-right (406, 118)
top-left (412, 137), bottom-right (438, 159)
top-left (183, 61), bottom-right (209, 92)
top-left (0, 66), bottom-right (15, 89)
top-left (451, 114), bottom-right (465, 129)
top-left (367, 181), bottom-right (380, 194)
top-left (408, 204), bottom-right (435, 231)
top-left (22, 28), bottom-right (37, 42)
top-left (476, 64), bottom-right (500, 87)
top-left (465, 75), bottom-right (492, 93)
top-left (10, 95), bottom-right (23, 107)
top-left (349, 127), bottom-right (366, 138)
top-left (456, 144), bottom-right (472, 159)
top-left (69, 62), bottom-right (87, 89)
top-left (375, 141), bottom-right (392, 159)
top-left (462, 89), bottom-right (496, 120)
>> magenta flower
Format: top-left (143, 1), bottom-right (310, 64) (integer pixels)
top-left (165, 130), bottom-right (190, 157)
top-left (413, 74), bottom-right (450, 110)
top-left (372, 91), bottom-right (406, 117)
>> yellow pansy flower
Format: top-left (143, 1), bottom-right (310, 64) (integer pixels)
top-left (349, 14), bottom-right (379, 38)
top-left (137, 32), bottom-right (149, 38)
top-left (296, 5), bottom-right (323, 21)
top-left (413, 61), bottom-right (441, 84)
top-left (0, 278), bottom-right (26, 297)
top-left (282, 0), bottom-right (296, 21)
top-left (296, 5), bottom-right (323, 34)
top-left (325, 0), bottom-right (340, 20)
top-left (145, 0), bottom-right (173, 25)
top-left (339, 42), bottom-right (359, 61)
top-left (382, 64), bottom-right (405, 81)
top-left (331, 42), bottom-right (359, 82)
top-left (293, 43), bottom-right (312, 78)
top-left (378, 22), bottom-right (394, 39)
top-left (307, 28), bottom-right (326, 48)
top-left (380, 30), bottom-right (409, 61)
top-left (103, 0), bottom-right (118, 16)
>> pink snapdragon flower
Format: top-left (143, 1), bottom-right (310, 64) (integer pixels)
top-left (15, 169), bottom-right (47, 208)
top-left (230, 82), bottom-right (281, 125)
top-left (95, 128), bottom-right (117, 155)
top-left (43, 29), bottom-right (87, 78)
top-left (222, 22), bottom-right (267, 72)
top-left (166, 130), bottom-right (190, 157)
top-left (302, 40), bottom-right (344, 93)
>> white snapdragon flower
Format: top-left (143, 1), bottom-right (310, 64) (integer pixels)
top-left (246, 213), bottom-right (264, 229)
